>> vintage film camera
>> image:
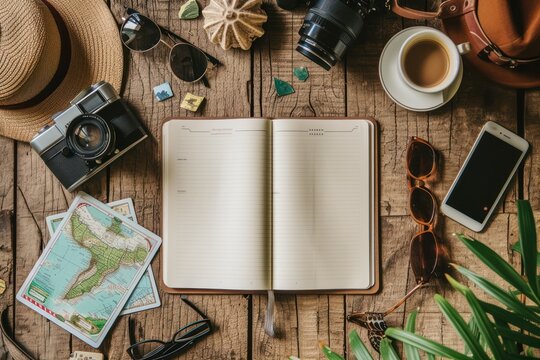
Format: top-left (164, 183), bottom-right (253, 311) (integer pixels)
top-left (30, 81), bottom-right (148, 191)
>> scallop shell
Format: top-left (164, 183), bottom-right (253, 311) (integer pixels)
top-left (202, 0), bottom-right (268, 50)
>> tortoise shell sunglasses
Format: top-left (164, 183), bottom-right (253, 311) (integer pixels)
top-left (347, 136), bottom-right (447, 352)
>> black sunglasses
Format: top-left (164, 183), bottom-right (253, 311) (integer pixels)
top-left (126, 298), bottom-right (213, 360)
top-left (120, 8), bottom-right (221, 87)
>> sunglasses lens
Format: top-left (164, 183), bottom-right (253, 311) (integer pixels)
top-left (129, 340), bottom-right (165, 359)
top-left (121, 14), bottom-right (161, 51)
top-left (410, 231), bottom-right (438, 284)
top-left (408, 140), bottom-right (435, 178)
top-left (410, 186), bottom-right (435, 224)
top-left (170, 44), bottom-right (208, 82)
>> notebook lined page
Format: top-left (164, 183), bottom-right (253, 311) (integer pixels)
top-left (272, 119), bottom-right (373, 290)
top-left (162, 119), bottom-right (271, 290)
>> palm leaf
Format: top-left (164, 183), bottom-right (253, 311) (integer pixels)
top-left (455, 234), bottom-right (539, 303)
top-left (433, 293), bottom-right (490, 360)
top-left (386, 327), bottom-right (470, 360)
top-left (380, 338), bottom-right (401, 360)
top-left (481, 301), bottom-right (540, 337)
top-left (517, 200), bottom-right (540, 301)
top-left (452, 264), bottom-right (540, 324)
top-left (446, 275), bottom-right (505, 359)
top-left (466, 316), bottom-right (486, 354)
top-left (496, 326), bottom-right (540, 349)
top-left (404, 310), bottom-right (421, 360)
top-left (349, 330), bottom-right (373, 360)
top-left (320, 342), bottom-right (345, 360)
top-left (512, 242), bottom-right (540, 267)
top-left (494, 318), bottom-right (519, 354)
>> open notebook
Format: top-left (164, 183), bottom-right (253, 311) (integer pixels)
top-left (162, 118), bottom-right (379, 294)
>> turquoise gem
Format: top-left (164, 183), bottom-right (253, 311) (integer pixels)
top-left (293, 66), bottom-right (309, 81)
top-left (273, 77), bottom-right (295, 96)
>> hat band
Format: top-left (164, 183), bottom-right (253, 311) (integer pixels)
top-left (0, 0), bottom-right (71, 110)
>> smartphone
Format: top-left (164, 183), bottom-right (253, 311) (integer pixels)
top-left (441, 121), bottom-right (529, 232)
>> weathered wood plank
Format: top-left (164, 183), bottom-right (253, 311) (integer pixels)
top-left (103, 0), bottom-right (252, 358)
top-left (0, 137), bottom-right (14, 359)
top-left (252, 2), bottom-right (347, 358)
top-left (524, 89), bottom-right (540, 209)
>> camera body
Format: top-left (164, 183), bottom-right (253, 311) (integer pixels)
top-left (30, 82), bottom-right (148, 192)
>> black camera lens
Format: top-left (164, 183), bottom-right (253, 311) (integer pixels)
top-left (296, 0), bottom-right (372, 70)
top-left (66, 114), bottom-right (116, 160)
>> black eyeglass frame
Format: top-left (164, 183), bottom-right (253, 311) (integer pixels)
top-left (120, 8), bottom-right (221, 87)
top-left (126, 297), bottom-right (213, 360)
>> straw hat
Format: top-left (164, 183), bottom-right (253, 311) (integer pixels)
top-left (0, 0), bottom-right (123, 142)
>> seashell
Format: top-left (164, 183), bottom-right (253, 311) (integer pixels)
top-left (202, 0), bottom-right (268, 51)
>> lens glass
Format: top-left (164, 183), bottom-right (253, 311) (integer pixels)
top-left (407, 140), bottom-right (435, 178)
top-left (410, 186), bottom-right (435, 224)
top-left (66, 114), bottom-right (114, 160)
top-left (127, 340), bottom-right (166, 360)
top-left (173, 320), bottom-right (211, 343)
top-left (410, 231), bottom-right (438, 284)
top-left (121, 13), bottom-right (161, 52)
top-left (169, 44), bottom-right (208, 82)
top-left (73, 123), bottom-right (103, 151)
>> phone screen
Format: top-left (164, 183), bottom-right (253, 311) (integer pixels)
top-left (445, 131), bottom-right (523, 223)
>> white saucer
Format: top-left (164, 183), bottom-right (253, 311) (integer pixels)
top-left (379, 26), bottom-right (463, 112)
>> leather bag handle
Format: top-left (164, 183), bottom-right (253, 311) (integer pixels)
top-left (390, 0), bottom-right (440, 20)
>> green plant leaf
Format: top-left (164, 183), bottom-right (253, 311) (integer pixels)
top-left (481, 301), bottom-right (540, 337)
top-left (452, 264), bottom-right (540, 324)
top-left (320, 343), bottom-right (345, 360)
top-left (404, 310), bottom-right (421, 360)
top-left (446, 275), bottom-right (506, 359)
top-left (494, 318), bottom-right (519, 354)
top-left (427, 354), bottom-right (435, 360)
top-left (517, 200), bottom-right (540, 301)
top-left (455, 234), bottom-right (539, 303)
top-left (386, 328), bottom-right (470, 360)
top-left (349, 330), bottom-right (373, 360)
top-left (380, 338), bottom-right (401, 360)
top-left (465, 317), bottom-right (485, 354)
top-left (496, 325), bottom-right (540, 349)
top-left (433, 293), bottom-right (491, 360)
top-left (512, 242), bottom-right (540, 267)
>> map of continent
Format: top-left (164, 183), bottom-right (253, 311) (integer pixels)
top-left (24, 203), bottom-right (153, 339)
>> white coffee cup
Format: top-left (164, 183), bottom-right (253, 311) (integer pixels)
top-left (398, 29), bottom-right (470, 93)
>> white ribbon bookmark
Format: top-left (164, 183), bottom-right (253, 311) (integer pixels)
top-left (264, 290), bottom-right (276, 337)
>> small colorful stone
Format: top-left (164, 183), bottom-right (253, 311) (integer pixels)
top-left (181, 92), bottom-right (205, 112)
top-left (153, 82), bottom-right (174, 102)
top-left (179, 0), bottom-right (200, 20)
top-left (273, 77), bottom-right (295, 96)
top-left (293, 66), bottom-right (309, 81)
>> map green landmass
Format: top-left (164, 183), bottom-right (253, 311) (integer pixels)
top-left (64, 213), bottom-right (149, 300)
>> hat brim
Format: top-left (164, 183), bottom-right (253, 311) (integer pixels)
top-left (443, 16), bottom-right (540, 89)
top-left (0, 0), bottom-right (124, 142)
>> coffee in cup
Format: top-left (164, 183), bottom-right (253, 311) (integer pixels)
top-left (398, 29), bottom-right (469, 93)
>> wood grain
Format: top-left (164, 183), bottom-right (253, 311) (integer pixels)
top-left (1, 0), bottom-right (534, 359)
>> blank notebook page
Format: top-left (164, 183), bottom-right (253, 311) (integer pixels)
top-left (272, 119), bottom-right (373, 290)
top-left (162, 119), bottom-right (271, 290)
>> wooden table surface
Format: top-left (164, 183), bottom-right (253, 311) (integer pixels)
top-left (1, 1), bottom-right (538, 359)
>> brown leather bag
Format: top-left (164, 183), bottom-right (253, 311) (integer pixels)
top-left (390, 0), bottom-right (540, 89)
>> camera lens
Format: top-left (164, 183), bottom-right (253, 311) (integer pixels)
top-left (296, 0), bottom-right (371, 70)
top-left (66, 114), bottom-right (116, 160)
